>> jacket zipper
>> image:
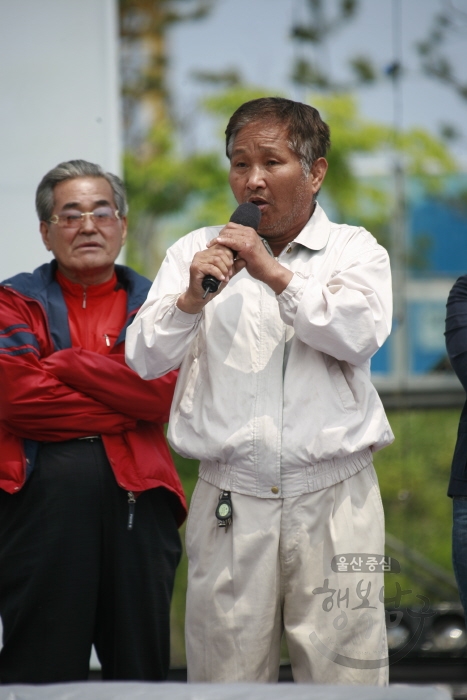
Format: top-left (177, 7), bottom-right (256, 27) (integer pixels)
top-left (127, 491), bottom-right (136, 530)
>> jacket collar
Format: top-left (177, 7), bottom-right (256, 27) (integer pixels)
top-left (293, 201), bottom-right (331, 252)
top-left (2, 260), bottom-right (151, 351)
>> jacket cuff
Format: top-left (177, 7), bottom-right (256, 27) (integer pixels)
top-left (276, 272), bottom-right (307, 323)
top-left (170, 303), bottom-right (203, 326)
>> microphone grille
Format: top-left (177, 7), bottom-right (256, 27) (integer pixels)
top-left (229, 202), bottom-right (262, 231)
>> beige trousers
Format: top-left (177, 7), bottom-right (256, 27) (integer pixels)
top-left (185, 464), bottom-right (388, 685)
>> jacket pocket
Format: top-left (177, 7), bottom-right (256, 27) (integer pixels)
top-left (324, 355), bottom-right (356, 411)
top-left (178, 356), bottom-right (201, 417)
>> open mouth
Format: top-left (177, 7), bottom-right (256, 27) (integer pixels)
top-left (248, 197), bottom-right (268, 211)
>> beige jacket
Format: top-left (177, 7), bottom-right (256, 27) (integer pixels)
top-left (126, 203), bottom-right (394, 499)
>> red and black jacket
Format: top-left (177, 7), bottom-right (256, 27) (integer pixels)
top-left (0, 260), bottom-right (186, 525)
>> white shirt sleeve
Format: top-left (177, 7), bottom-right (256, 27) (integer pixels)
top-left (276, 241), bottom-right (392, 365)
top-left (125, 242), bottom-right (203, 379)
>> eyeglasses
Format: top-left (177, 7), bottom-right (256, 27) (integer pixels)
top-left (49, 207), bottom-right (120, 230)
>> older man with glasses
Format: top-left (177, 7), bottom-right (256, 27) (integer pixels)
top-left (0, 160), bottom-right (186, 684)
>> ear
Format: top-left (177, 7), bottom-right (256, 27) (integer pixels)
top-left (120, 216), bottom-right (128, 246)
top-left (40, 221), bottom-right (52, 251)
top-left (310, 157), bottom-right (328, 195)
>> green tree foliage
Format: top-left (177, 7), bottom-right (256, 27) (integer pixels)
top-left (124, 122), bottom-right (230, 275)
top-left (124, 85), bottom-right (457, 277)
top-left (120, 0), bottom-right (215, 150)
top-left (290, 0), bottom-right (378, 91)
top-left (120, 0), bottom-right (221, 276)
top-left (374, 408), bottom-right (460, 604)
top-left (416, 3), bottom-right (467, 103)
top-left (415, 1), bottom-right (467, 146)
top-left (201, 89), bottom-right (457, 247)
top-left (121, 0), bottom-right (459, 279)
top-left (290, 0), bottom-right (466, 152)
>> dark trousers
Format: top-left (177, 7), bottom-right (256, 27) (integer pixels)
top-left (453, 496), bottom-right (467, 615)
top-left (0, 439), bottom-right (181, 684)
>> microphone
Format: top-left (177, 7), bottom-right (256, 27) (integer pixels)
top-left (202, 202), bottom-right (262, 298)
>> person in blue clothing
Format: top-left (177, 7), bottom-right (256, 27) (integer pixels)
top-left (446, 274), bottom-right (467, 613)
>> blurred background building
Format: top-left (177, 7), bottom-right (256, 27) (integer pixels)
top-left (0, 0), bottom-right (121, 280)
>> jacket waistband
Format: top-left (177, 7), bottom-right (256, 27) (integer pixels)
top-left (198, 448), bottom-right (373, 499)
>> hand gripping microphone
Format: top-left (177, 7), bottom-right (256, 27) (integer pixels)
top-left (202, 202), bottom-right (262, 298)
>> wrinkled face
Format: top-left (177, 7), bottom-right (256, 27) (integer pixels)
top-left (228, 120), bottom-right (327, 247)
top-left (40, 177), bottom-right (127, 285)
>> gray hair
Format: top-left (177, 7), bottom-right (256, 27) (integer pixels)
top-left (225, 97), bottom-right (330, 177)
top-left (35, 159), bottom-right (128, 221)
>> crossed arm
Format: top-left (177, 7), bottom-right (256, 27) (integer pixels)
top-left (0, 290), bottom-right (176, 441)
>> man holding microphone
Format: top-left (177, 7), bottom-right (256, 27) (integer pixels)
top-left (126, 97), bottom-right (394, 685)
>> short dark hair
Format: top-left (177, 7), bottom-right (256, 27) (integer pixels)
top-left (35, 159), bottom-right (128, 222)
top-left (225, 97), bottom-right (330, 176)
